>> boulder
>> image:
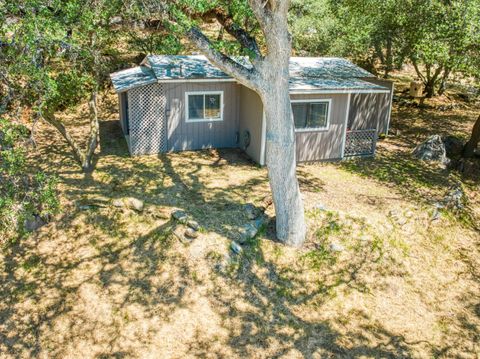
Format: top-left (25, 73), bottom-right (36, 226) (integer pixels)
top-left (412, 135), bottom-right (450, 165)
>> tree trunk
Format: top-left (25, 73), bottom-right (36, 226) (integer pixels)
top-left (42, 93), bottom-right (99, 171)
top-left (257, 6), bottom-right (306, 247)
top-left (463, 115), bottom-right (480, 158)
top-left (261, 83), bottom-right (306, 247)
top-left (437, 68), bottom-right (450, 96)
top-left (384, 36), bottom-right (393, 79)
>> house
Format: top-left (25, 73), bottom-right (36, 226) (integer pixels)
top-left (110, 55), bottom-right (393, 165)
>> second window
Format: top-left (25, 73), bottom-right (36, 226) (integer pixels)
top-left (292, 101), bottom-right (330, 131)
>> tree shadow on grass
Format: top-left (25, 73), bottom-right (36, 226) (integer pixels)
top-left (340, 145), bottom-right (454, 205)
top-left (0, 215), bottom-right (190, 357)
top-left (185, 234), bottom-right (427, 358)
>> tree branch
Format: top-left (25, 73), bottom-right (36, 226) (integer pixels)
top-left (186, 27), bottom-right (262, 91)
top-left (186, 7), bottom-right (262, 59)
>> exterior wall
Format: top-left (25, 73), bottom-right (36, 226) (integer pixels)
top-left (290, 93), bottom-right (349, 162)
top-left (348, 79), bottom-right (393, 134)
top-left (238, 86), bottom-right (264, 164)
top-left (164, 82), bottom-right (240, 151)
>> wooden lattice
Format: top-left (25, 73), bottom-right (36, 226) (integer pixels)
top-left (128, 83), bottom-right (167, 155)
top-left (344, 129), bottom-right (377, 157)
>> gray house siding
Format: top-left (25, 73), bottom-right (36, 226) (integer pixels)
top-left (291, 93), bottom-right (349, 162)
top-left (164, 82), bottom-right (239, 151)
top-left (349, 79), bottom-right (393, 134)
top-left (239, 86), bottom-right (264, 164)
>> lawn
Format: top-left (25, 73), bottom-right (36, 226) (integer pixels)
top-left (0, 83), bottom-right (479, 358)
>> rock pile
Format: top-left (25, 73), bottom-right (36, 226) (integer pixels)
top-left (171, 209), bottom-right (201, 242)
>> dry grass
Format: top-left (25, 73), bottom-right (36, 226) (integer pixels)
top-left (1, 79), bottom-right (480, 358)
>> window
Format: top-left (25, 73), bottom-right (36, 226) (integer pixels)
top-left (186, 91), bottom-right (223, 122)
top-left (292, 100), bottom-right (330, 131)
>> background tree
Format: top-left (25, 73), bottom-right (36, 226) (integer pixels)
top-left (402, 0), bottom-right (480, 98)
top-left (0, 0), bottom-right (122, 171)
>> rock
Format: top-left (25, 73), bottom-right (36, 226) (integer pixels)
top-left (112, 197), bottom-right (144, 212)
top-left (171, 209), bottom-right (188, 223)
top-left (184, 227), bottom-right (199, 239)
top-left (112, 199), bottom-right (124, 207)
top-left (244, 203), bottom-right (261, 220)
top-left (187, 220), bottom-right (200, 231)
top-left (412, 135), bottom-right (450, 166)
top-left (442, 184), bottom-right (466, 210)
top-left (230, 241), bottom-right (243, 255)
top-left (329, 242), bottom-right (345, 252)
top-left (443, 136), bottom-right (464, 157)
top-left (24, 215), bottom-right (46, 232)
top-left (125, 197), bottom-right (144, 212)
top-left (173, 228), bottom-right (188, 242)
top-left (238, 223), bottom-right (258, 244)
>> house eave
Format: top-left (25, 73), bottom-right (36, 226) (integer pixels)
top-left (289, 89), bottom-right (391, 95)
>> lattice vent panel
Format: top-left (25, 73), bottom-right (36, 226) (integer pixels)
top-left (344, 129), bottom-right (377, 157)
top-left (128, 83), bottom-right (167, 155)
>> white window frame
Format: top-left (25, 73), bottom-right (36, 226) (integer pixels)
top-left (185, 91), bottom-right (224, 123)
top-left (291, 99), bottom-right (332, 132)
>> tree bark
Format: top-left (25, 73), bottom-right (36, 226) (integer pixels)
top-left (261, 87), bottom-right (306, 246)
top-left (185, 0), bottom-right (307, 246)
top-left (463, 115), bottom-right (480, 158)
top-left (437, 68), bottom-right (450, 96)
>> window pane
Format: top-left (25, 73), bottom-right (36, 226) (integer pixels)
top-left (292, 103), bottom-right (308, 128)
top-left (308, 103), bottom-right (328, 128)
top-left (205, 94), bottom-right (221, 119)
top-left (188, 94), bottom-right (204, 119)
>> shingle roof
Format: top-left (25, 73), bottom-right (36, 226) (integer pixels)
top-left (110, 66), bottom-right (157, 93)
top-left (110, 55), bottom-right (388, 93)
